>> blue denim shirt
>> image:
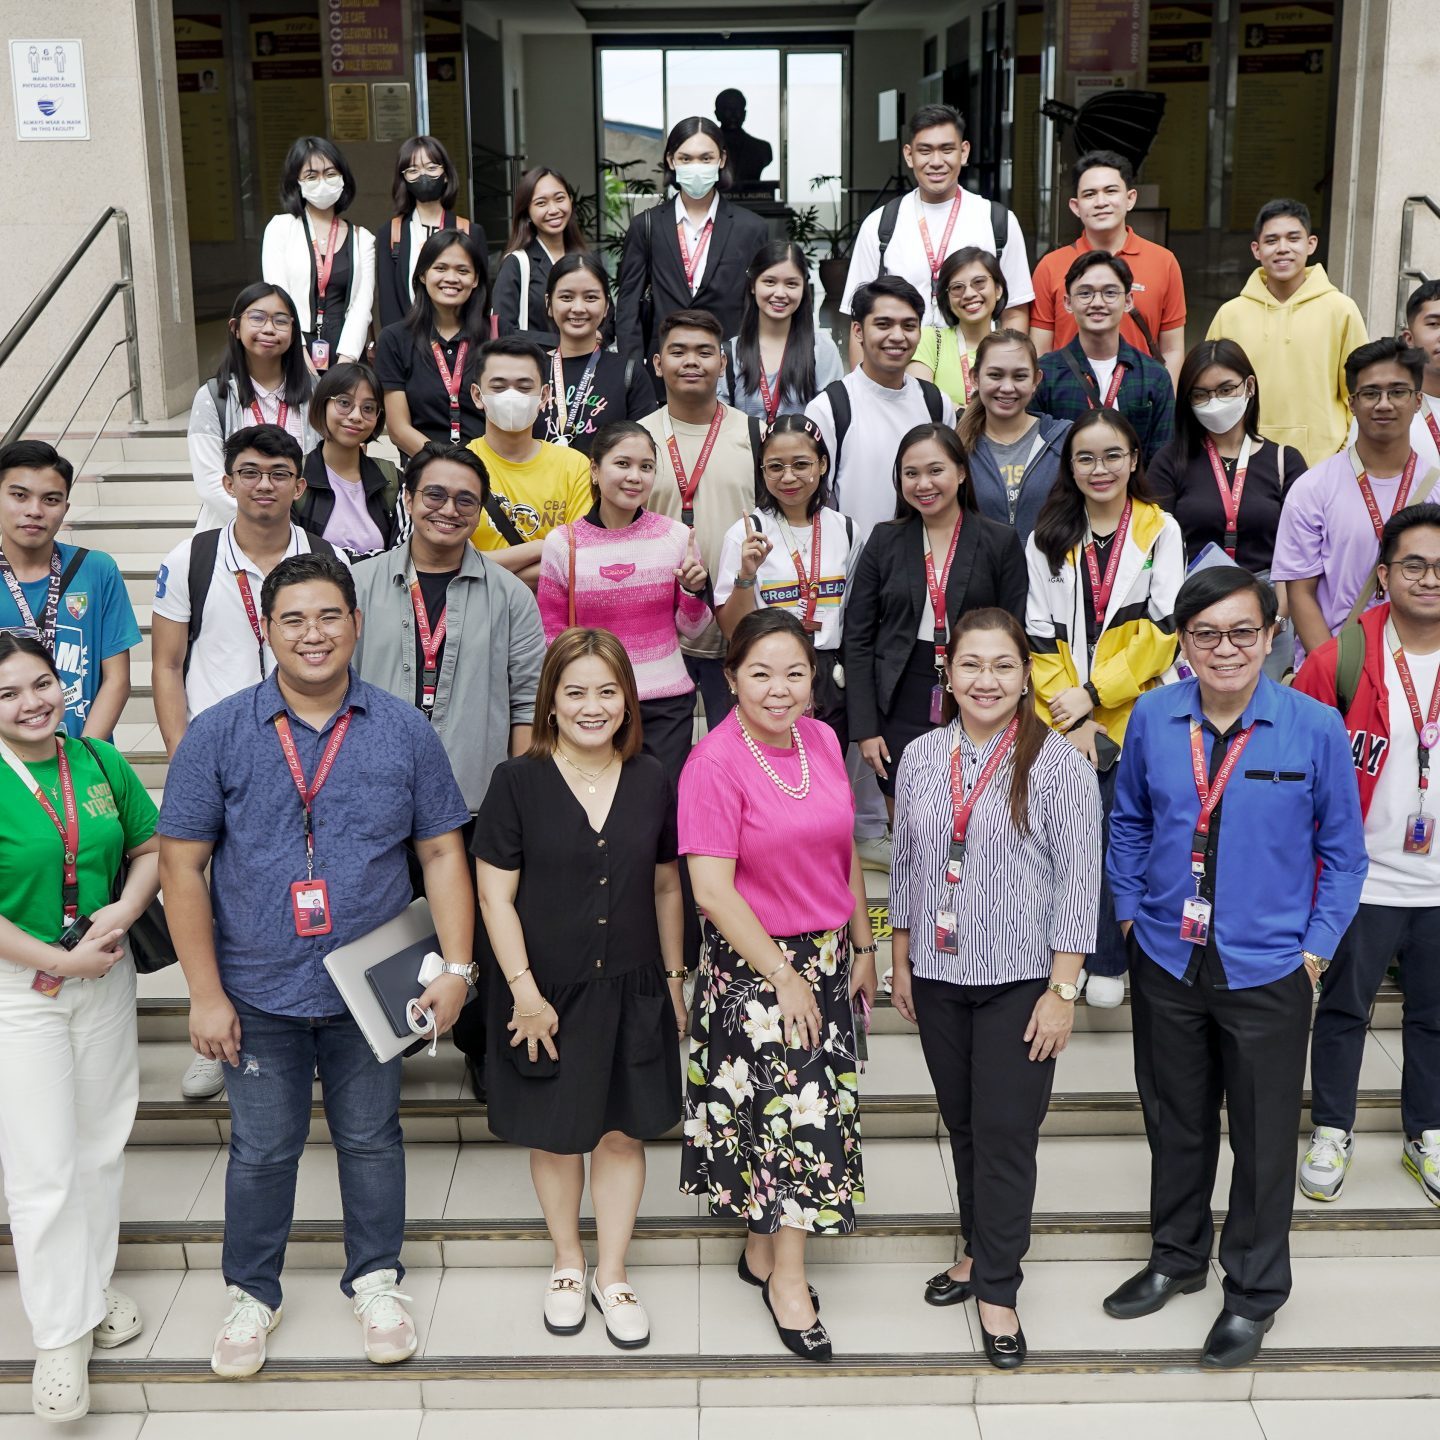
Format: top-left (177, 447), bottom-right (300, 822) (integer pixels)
top-left (158, 669), bottom-right (470, 1017)
top-left (1108, 675), bottom-right (1367, 989)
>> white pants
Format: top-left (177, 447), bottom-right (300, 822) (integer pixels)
top-left (0, 955), bottom-right (138, 1348)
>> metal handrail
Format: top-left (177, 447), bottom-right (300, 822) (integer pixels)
top-left (0, 207), bottom-right (143, 447)
top-left (1397, 195), bottom-right (1440, 331)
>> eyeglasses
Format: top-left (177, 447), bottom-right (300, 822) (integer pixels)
top-left (402, 164), bottom-right (445, 180)
top-left (273, 612), bottom-right (352, 640)
top-left (1391, 557), bottom-right (1440, 581)
top-left (1071, 286), bottom-right (1125, 304)
top-left (416, 484), bottom-right (481, 517)
top-left (1188, 379), bottom-right (1247, 405)
top-left (1352, 386), bottom-right (1418, 405)
top-left (243, 309), bottom-right (294, 331)
top-left (951, 659), bottom-right (1024, 678)
top-left (946, 278), bottom-right (992, 296)
top-left (232, 465), bottom-right (298, 486)
top-left (1185, 626), bottom-right (1264, 650)
top-left (299, 167), bottom-right (340, 183)
top-left (1072, 448), bottom-right (1134, 474)
top-left (330, 395), bottom-right (379, 419)
top-left (762, 460), bottom-right (818, 480)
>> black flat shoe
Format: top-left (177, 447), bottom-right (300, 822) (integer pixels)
top-left (923, 1270), bottom-right (973, 1307)
top-left (1102, 1265), bottom-right (1208, 1319)
top-left (1200, 1310), bottom-right (1273, 1369)
top-left (761, 1278), bottom-right (832, 1362)
top-left (738, 1251), bottom-right (819, 1310)
top-left (978, 1317), bottom-right (1027, 1370)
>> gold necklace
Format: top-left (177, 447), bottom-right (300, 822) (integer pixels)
top-left (737, 719), bottom-right (810, 799)
top-left (556, 746), bottom-right (616, 793)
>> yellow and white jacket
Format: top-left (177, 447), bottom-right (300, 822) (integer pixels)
top-left (1024, 499), bottom-right (1184, 745)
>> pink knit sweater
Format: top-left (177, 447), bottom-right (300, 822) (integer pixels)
top-left (538, 510), bottom-right (713, 700)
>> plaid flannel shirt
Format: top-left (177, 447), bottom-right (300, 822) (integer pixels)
top-left (1032, 335), bottom-right (1175, 465)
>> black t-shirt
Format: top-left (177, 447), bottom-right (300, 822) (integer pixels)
top-left (534, 349), bottom-right (658, 455)
top-left (412, 566), bottom-right (459, 709)
top-left (375, 323), bottom-right (485, 453)
top-left (1149, 435), bottom-right (1307, 573)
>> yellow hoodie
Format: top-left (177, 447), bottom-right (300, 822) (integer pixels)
top-left (1206, 264), bottom-right (1368, 468)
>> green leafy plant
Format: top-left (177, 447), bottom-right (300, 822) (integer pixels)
top-left (801, 173), bottom-right (856, 260)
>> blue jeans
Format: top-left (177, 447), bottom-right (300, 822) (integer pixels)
top-left (222, 1001), bottom-right (405, 1309)
top-left (1088, 761), bottom-right (1129, 979)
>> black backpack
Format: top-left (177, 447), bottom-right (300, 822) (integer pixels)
top-left (822, 378), bottom-right (945, 475)
top-left (876, 192), bottom-right (1009, 278)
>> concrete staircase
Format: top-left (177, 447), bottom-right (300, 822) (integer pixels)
top-left (3, 427), bottom-right (1438, 1422)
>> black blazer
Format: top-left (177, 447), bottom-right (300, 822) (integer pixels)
top-left (377, 209), bottom-right (488, 331)
top-left (614, 197), bottom-right (769, 361)
top-left (844, 512), bottom-right (1028, 740)
top-left (294, 447), bottom-right (405, 556)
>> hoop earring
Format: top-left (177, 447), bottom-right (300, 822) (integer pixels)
top-left (546, 714), bottom-right (558, 729)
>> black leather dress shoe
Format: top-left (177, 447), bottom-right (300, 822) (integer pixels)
top-left (923, 1270), bottom-right (973, 1307)
top-left (1201, 1310), bottom-right (1273, 1368)
top-left (978, 1318), bottom-right (1027, 1370)
top-left (1103, 1265), bottom-right (1209, 1319)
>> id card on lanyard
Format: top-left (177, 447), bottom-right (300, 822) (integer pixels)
top-left (408, 566), bottom-right (447, 713)
top-left (310, 214), bottom-right (340, 369)
top-left (551, 346), bottom-right (601, 446)
top-left (1388, 620), bottom-right (1440, 854)
top-left (777, 513), bottom-right (825, 632)
top-left (1181, 720), bottom-right (1255, 943)
top-left (1204, 435), bottom-right (1252, 559)
top-left (0, 545), bottom-right (64, 652)
top-left (431, 339), bottom-right (470, 444)
top-left (274, 709), bottom-right (353, 937)
top-left (924, 519), bottom-right (963, 724)
top-left (662, 404), bottom-right (726, 528)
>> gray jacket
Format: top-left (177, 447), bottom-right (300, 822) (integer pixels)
top-left (351, 542), bottom-right (543, 812)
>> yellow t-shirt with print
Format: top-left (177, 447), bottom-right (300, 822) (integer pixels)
top-left (466, 436), bottom-right (592, 551)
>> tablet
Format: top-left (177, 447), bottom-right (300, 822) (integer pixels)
top-left (323, 899), bottom-right (437, 1063)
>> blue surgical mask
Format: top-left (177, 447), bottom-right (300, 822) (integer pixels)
top-left (674, 163), bottom-right (719, 200)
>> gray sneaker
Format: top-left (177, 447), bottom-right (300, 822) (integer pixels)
top-left (1403, 1130), bottom-right (1440, 1207)
top-left (1298, 1126), bottom-right (1354, 1201)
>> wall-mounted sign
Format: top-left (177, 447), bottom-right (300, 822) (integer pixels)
top-left (10, 38), bottom-right (88, 140)
top-left (326, 1), bottom-right (405, 79)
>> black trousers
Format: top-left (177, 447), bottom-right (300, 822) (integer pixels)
top-left (1312, 903), bottom-right (1440, 1139)
top-left (1130, 942), bottom-right (1312, 1319)
top-left (912, 974), bottom-right (1054, 1307)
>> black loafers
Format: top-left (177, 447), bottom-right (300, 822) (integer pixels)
top-left (761, 1278), bottom-right (832, 1363)
top-left (737, 1251), bottom-right (818, 1310)
top-left (923, 1270), bottom-right (973, 1307)
top-left (1201, 1310), bottom-right (1274, 1368)
top-left (1102, 1265), bottom-right (1209, 1319)
top-left (978, 1317), bottom-right (1027, 1370)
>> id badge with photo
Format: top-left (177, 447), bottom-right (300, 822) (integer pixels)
top-left (30, 970), bottom-right (64, 997)
top-left (310, 337), bottom-right (331, 370)
top-left (1179, 895), bottom-right (1212, 945)
top-left (935, 908), bottom-right (959, 955)
top-left (1404, 812), bottom-right (1435, 855)
top-left (291, 878), bottom-right (333, 937)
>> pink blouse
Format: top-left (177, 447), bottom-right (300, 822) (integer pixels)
top-left (678, 712), bottom-right (856, 936)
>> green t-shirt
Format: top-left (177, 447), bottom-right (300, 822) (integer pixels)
top-left (0, 738), bottom-right (157, 943)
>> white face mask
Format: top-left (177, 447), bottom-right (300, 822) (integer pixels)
top-left (1192, 390), bottom-right (1250, 435)
top-left (483, 388), bottom-right (543, 433)
top-left (300, 175), bottom-right (344, 209)
top-left (674, 163), bottom-right (719, 200)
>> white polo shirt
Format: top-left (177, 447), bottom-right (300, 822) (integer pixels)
top-left (152, 522), bottom-right (350, 719)
top-left (839, 189), bottom-right (1035, 328)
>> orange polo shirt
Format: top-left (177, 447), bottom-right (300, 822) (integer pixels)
top-left (1030, 228), bottom-right (1187, 356)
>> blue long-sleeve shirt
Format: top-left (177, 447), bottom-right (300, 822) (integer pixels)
top-left (1107, 675), bottom-right (1367, 989)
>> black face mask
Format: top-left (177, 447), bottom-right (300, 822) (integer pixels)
top-left (407, 174), bottom-right (446, 204)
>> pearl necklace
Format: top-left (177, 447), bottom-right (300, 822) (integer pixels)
top-left (556, 746), bottom-right (616, 794)
top-left (737, 719), bottom-right (810, 799)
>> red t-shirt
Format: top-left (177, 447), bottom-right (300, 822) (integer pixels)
top-left (1030, 228), bottom-right (1187, 356)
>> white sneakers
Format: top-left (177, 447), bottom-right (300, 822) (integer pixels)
top-left (591, 1278), bottom-right (650, 1349)
top-left (92, 1287), bottom-right (142, 1349)
top-left (181, 1053), bottom-right (226, 1100)
top-left (211, 1286), bottom-right (282, 1378)
top-left (856, 833), bottom-right (893, 873)
top-left (544, 1265), bottom-right (587, 1335)
top-left (1083, 973), bottom-right (1126, 1009)
top-left (1299, 1127), bottom-right (1355, 1202)
top-left (1402, 1131), bottom-right (1440, 1207)
top-left (32, 1333), bottom-right (91, 1423)
top-left (351, 1268), bottom-right (418, 1364)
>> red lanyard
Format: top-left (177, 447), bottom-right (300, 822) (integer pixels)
top-left (924, 518), bottom-right (964, 670)
top-left (756, 339), bottom-right (789, 424)
top-left (28, 739), bottom-right (81, 923)
top-left (677, 220), bottom-right (713, 292)
top-left (409, 579), bottom-right (447, 710)
top-left (1083, 499), bottom-right (1132, 621)
top-left (431, 339), bottom-right (470, 443)
top-left (1204, 436), bottom-right (1252, 558)
top-left (0, 544), bottom-right (63, 652)
top-left (945, 715), bottom-right (1019, 881)
top-left (274, 709), bottom-right (353, 879)
top-left (1390, 628), bottom-right (1440, 794)
top-left (1353, 449), bottom-right (1418, 542)
top-left (1188, 720), bottom-right (1255, 872)
top-left (233, 571), bottom-right (268, 681)
top-left (250, 397), bottom-right (289, 430)
top-left (918, 195), bottom-right (962, 294)
top-left (312, 215), bottom-right (340, 300)
top-left (781, 516), bottom-right (825, 631)
top-left (1425, 399), bottom-right (1440, 456)
top-left (1089, 362), bottom-right (1127, 409)
top-left (663, 404), bottom-right (725, 527)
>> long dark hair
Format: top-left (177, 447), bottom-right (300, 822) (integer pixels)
top-left (734, 241), bottom-right (818, 406)
top-left (404, 228), bottom-right (492, 368)
top-left (390, 135), bottom-right (460, 215)
top-left (890, 423), bottom-right (977, 524)
top-left (217, 282), bottom-right (314, 413)
top-left (278, 135), bottom-right (355, 217)
top-left (545, 252), bottom-right (611, 325)
top-left (758, 414), bottom-right (831, 519)
top-left (956, 328), bottom-right (1039, 452)
top-left (505, 167), bottom-right (587, 257)
top-left (1032, 408), bottom-right (1154, 576)
top-left (663, 116), bottom-right (730, 191)
top-left (1172, 339), bottom-right (1262, 464)
top-left (939, 608), bottom-right (1048, 834)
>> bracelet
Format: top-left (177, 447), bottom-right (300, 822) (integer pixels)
top-left (1083, 680), bottom-right (1102, 709)
top-left (733, 575), bottom-right (756, 590)
top-left (760, 953), bottom-right (789, 982)
top-left (664, 969), bottom-right (685, 980)
top-left (852, 941), bottom-right (878, 956)
top-left (505, 966), bottom-right (531, 985)
top-left (512, 999), bottom-right (550, 1019)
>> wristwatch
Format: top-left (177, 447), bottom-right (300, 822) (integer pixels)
top-left (1048, 980), bottom-right (1079, 1002)
top-left (440, 960), bottom-right (480, 986)
top-left (733, 575), bottom-right (756, 590)
top-left (1301, 950), bottom-right (1330, 974)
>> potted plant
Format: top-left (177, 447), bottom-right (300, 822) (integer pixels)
top-left (804, 174), bottom-right (856, 301)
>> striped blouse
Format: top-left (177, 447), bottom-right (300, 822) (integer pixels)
top-left (890, 719), bottom-right (1103, 985)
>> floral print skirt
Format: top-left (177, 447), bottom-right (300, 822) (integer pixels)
top-left (680, 923), bottom-right (864, 1234)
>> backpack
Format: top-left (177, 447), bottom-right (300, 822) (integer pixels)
top-left (1334, 620), bottom-right (1366, 718)
top-left (876, 192), bottom-right (1008, 278)
top-left (184, 529), bottom-right (339, 677)
top-left (822, 378), bottom-right (944, 475)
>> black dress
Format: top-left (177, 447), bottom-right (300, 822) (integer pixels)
top-left (470, 753), bottom-right (682, 1153)
top-left (311, 228), bottom-right (354, 354)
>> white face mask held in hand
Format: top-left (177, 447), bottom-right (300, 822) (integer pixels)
top-left (674, 163), bottom-right (720, 200)
top-left (301, 175), bottom-right (345, 210)
top-left (1192, 391), bottom-right (1251, 435)
top-left (483, 388), bottom-right (544, 432)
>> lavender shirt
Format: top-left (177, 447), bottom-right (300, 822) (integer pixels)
top-left (323, 465), bottom-right (385, 555)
